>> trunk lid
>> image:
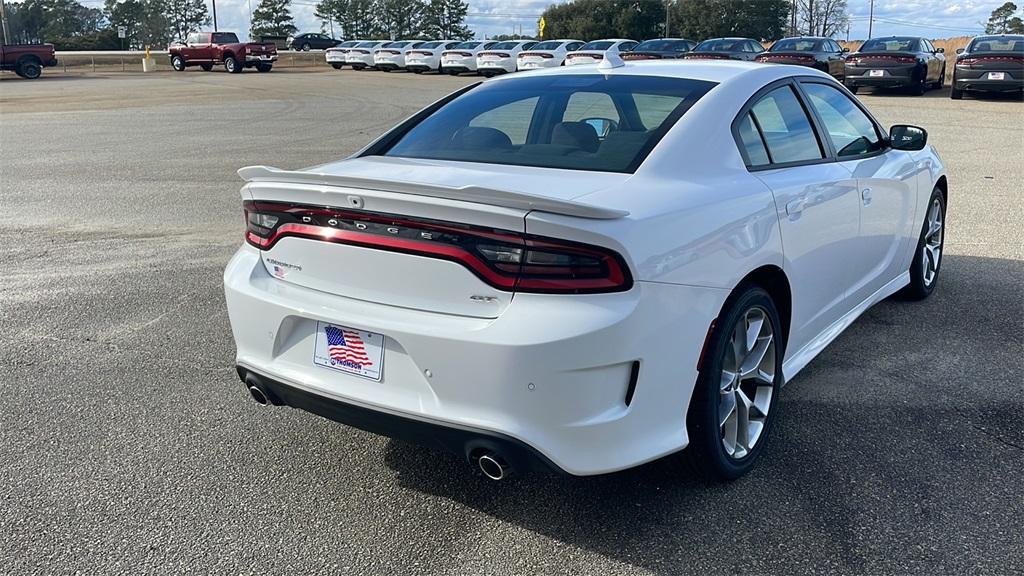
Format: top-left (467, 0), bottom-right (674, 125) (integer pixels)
top-left (240, 157), bottom-right (629, 319)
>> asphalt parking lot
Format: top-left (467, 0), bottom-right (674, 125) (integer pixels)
top-left (1, 68), bottom-right (1022, 575)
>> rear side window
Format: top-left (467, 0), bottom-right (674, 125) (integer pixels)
top-left (737, 114), bottom-right (770, 166)
top-left (380, 75), bottom-right (716, 173)
top-left (746, 86), bottom-right (823, 165)
top-left (801, 82), bottom-right (883, 157)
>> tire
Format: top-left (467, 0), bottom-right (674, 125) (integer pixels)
top-left (171, 55), bottom-right (186, 71)
top-left (950, 86), bottom-right (963, 100)
top-left (301, 43), bottom-right (311, 52)
top-left (686, 284), bottom-right (783, 481)
top-left (200, 63), bottom-right (213, 71)
top-left (933, 67), bottom-right (945, 89)
top-left (331, 63), bottom-right (343, 69)
top-left (847, 84), bottom-right (859, 94)
top-left (256, 63), bottom-right (272, 72)
top-left (912, 71), bottom-right (928, 95)
top-left (224, 55), bottom-right (242, 73)
top-left (17, 60), bottom-right (42, 79)
top-left (899, 187), bottom-right (945, 300)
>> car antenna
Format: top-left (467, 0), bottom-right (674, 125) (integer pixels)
top-left (598, 51), bottom-right (625, 70)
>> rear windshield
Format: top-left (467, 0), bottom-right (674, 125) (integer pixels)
top-left (418, 41), bottom-right (444, 49)
top-left (387, 41), bottom-right (411, 48)
top-left (969, 36), bottom-right (1024, 52)
top-left (379, 75), bottom-right (716, 173)
top-left (694, 39), bottom-right (740, 51)
top-left (489, 41), bottom-right (519, 50)
top-left (634, 39), bottom-right (691, 52)
top-left (860, 37), bottom-right (918, 52)
top-left (581, 41), bottom-right (614, 51)
top-left (532, 41), bottom-right (564, 50)
top-left (771, 38), bottom-right (818, 52)
top-left (356, 41), bottom-right (381, 48)
top-left (453, 41), bottom-right (482, 49)
top-left (338, 40), bottom-right (361, 48)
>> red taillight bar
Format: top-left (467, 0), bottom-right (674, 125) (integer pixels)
top-left (519, 52), bottom-right (554, 58)
top-left (243, 201), bottom-right (632, 294)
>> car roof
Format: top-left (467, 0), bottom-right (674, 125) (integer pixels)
top-left (485, 58), bottom-right (830, 86)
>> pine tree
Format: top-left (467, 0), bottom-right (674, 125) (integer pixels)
top-left (422, 0), bottom-right (472, 40)
top-left (985, 2), bottom-right (1024, 34)
top-left (250, 0), bottom-right (297, 38)
top-left (161, 0), bottom-right (208, 42)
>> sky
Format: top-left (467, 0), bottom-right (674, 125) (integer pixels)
top-left (73, 0), bottom-right (1007, 42)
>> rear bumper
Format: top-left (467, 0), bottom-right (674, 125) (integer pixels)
top-left (239, 365), bottom-right (563, 474)
top-left (954, 73), bottom-right (1023, 92)
top-left (845, 64), bottom-right (917, 87)
top-left (441, 63), bottom-right (475, 72)
top-left (374, 61), bottom-right (403, 70)
top-left (477, 59), bottom-right (515, 73)
top-left (224, 244), bottom-right (725, 475)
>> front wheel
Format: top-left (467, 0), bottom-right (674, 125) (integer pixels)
top-left (171, 55), bottom-right (186, 71)
top-left (900, 188), bottom-right (945, 300)
top-left (933, 67), bottom-right (945, 89)
top-left (224, 56), bottom-right (242, 73)
top-left (331, 63), bottom-right (343, 69)
top-left (686, 285), bottom-right (783, 481)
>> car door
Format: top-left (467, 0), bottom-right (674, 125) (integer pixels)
top-left (921, 39), bottom-right (939, 82)
top-left (187, 32), bottom-right (212, 62)
top-left (826, 40), bottom-right (845, 78)
top-left (798, 80), bottom-right (917, 305)
top-left (735, 81), bottom-right (861, 355)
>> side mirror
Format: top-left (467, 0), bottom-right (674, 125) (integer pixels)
top-left (842, 47), bottom-right (850, 53)
top-left (889, 125), bottom-right (928, 151)
top-left (956, 47), bottom-right (965, 54)
top-left (936, 47), bottom-right (944, 53)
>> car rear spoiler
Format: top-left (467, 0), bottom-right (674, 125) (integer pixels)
top-left (238, 165), bottom-right (629, 220)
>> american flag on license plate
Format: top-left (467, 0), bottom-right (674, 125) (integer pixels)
top-left (324, 326), bottom-right (373, 367)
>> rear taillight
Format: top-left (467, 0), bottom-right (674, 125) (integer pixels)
top-left (243, 201), bottom-right (632, 294)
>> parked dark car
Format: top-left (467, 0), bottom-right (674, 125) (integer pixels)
top-left (289, 33), bottom-right (341, 51)
top-left (950, 34), bottom-right (1023, 99)
top-left (678, 37), bottom-right (764, 61)
top-left (755, 36), bottom-right (848, 79)
top-left (621, 38), bottom-right (697, 60)
top-left (844, 36), bottom-right (946, 95)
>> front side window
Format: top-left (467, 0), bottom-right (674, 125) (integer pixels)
top-left (186, 33), bottom-right (202, 45)
top-left (380, 75), bottom-right (716, 173)
top-left (801, 83), bottom-right (883, 158)
top-left (747, 86), bottom-right (823, 165)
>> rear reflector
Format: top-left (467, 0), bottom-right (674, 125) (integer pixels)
top-left (243, 201), bottom-right (632, 294)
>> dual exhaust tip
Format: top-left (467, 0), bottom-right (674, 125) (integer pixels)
top-left (247, 379), bottom-right (512, 480)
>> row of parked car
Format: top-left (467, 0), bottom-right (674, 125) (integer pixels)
top-left (325, 34), bottom-right (1024, 99)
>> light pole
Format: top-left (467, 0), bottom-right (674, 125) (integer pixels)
top-left (0, 0), bottom-right (10, 45)
top-left (868, 0), bottom-right (875, 39)
top-left (212, 0), bottom-right (219, 32)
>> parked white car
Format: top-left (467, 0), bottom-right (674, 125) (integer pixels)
top-left (405, 40), bottom-right (461, 73)
top-left (565, 38), bottom-right (639, 65)
top-left (227, 61), bottom-right (947, 481)
top-left (476, 40), bottom-right (538, 76)
top-left (325, 40), bottom-right (364, 69)
top-left (440, 40), bottom-right (497, 75)
top-left (517, 39), bottom-right (585, 69)
top-left (374, 40), bottom-right (427, 71)
top-left (345, 40), bottom-right (388, 70)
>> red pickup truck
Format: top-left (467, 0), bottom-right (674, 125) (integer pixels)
top-left (0, 43), bottom-right (58, 79)
top-left (169, 31), bottom-right (278, 73)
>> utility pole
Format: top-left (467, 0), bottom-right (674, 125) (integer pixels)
top-left (0, 0), bottom-right (10, 45)
top-left (664, 0), bottom-right (670, 37)
top-left (212, 0), bottom-right (219, 32)
top-left (868, 0), bottom-right (874, 39)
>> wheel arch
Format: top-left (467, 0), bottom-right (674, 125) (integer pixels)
top-left (735, 265), bottom-right (792, 356)
top-left (934, 174), bottom-right (948, 204)
top-left (17, 54), bottom-right (42, 66)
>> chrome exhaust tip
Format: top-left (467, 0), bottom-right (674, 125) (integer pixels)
top-left (477, 453), bottom-right (508, 481)
top-left (248, 385), bottom-right (269, 405)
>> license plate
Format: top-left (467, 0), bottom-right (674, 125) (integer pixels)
top-left (444, 60), bottom-right (458, 65)
top-left (869, 69), bottom-right (884, 77)
top-left (482, 56), bottom-right (497, 60)
top-left (313, 321), bottom-right (385, 381)
top-left (988, 72), bottom-right (1005, 80)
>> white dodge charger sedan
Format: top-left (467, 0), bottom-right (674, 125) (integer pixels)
top-left (225, 59), bottom-right (947, 481)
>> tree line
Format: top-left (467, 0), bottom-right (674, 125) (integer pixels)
top-left (311, 0), bottom-right (473, 42)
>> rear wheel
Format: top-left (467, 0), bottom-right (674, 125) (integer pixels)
top-left (912, 72), bottom-right (928, 95)
top-left (686, 285), bottom-right (783, 481)
top-left (224, 56), bottom-right (242, 73)
top-left (331, 63), bottom-right (343, 69)
top-left (846, 83), bottom-right (859, 94)
top-left (933, 67), bottom-right (945, 89)
top-left (171, 55), bottom-right (186, 71)
top-left (17, 60), bottom-right (42, 79)
top-left (301, 43), bottom-right (311, 51)
top-left (900, 187), bottom-right (945, 300)
top-left (200, 63), bottom-right (213, 71)
top-left (950, 86), bottom-right (963, 99)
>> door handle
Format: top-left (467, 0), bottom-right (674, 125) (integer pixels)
top-left (861, 188), bottom-right (872, 205)
top-left (785, 198), bottom-right (805, 216)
